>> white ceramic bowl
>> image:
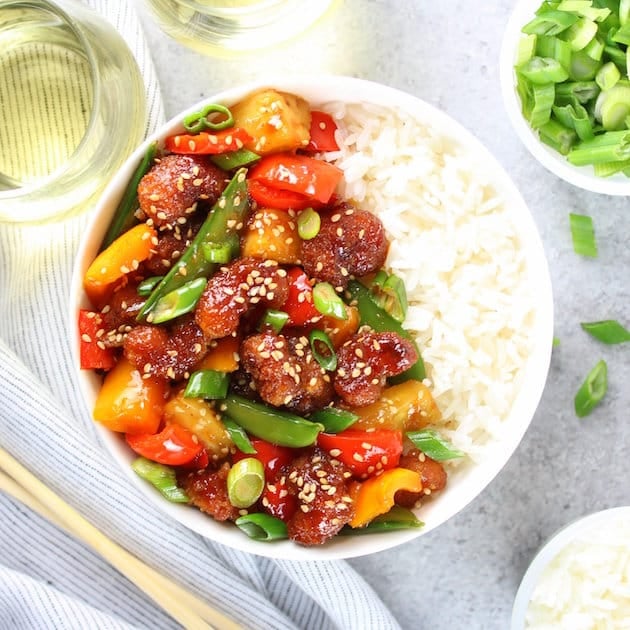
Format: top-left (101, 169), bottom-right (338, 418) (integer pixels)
top-left (500, 0), bottom-right (630, 196)
top-left (511, 507), bottom-right (630, 628)
top-left (70, 76), bottom-right (553, 560)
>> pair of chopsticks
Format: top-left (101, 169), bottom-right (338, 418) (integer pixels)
top-left (0, 447), bottom-right (241, 630)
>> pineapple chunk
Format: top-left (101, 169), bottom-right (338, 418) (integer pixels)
top-left (164, 391), bottom-right (232, 462)
top-left (231, 89), bottom-right (311, 155)
top-left (241, 207), bottom-right (301, 264)
top-left (350, 380), bottom-right (442, 432)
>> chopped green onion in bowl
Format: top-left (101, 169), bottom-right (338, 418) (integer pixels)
top-left (500, 0), bottom-right (630, 194)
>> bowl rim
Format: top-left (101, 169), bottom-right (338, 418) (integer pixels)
top-left (69, 75), bottom-right (554, 560)
top-left (510, 506), bottom-right (630, 629)
top-left (499, 0), bottom-right (630, 197)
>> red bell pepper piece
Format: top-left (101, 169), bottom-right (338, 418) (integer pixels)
top-left (283, 267), bottom-right (321, 327)
top-left (305, 111), bottom-right (340, 152)
top-left (234, 438), bottom-right (298, 522)
top-left (78, 309), bottom-right (116, 370)
top-left (317, 429), bottom-right (403, 479)
top-left (164, 128), bottom-right (253, 155)
top-left (233, 438), bottom-right (294, 477)
top-left (247, 179), bottom-right (315, 211)
top-left (177, 447), bottom-right (210, 471)
top-left (248, 153), bottom-right (343, 204)
top-left (126, 424), bottom-right (203, 466)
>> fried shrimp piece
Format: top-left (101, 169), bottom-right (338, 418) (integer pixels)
top-left (300, 203), bottom-right (389, 290)
top-left (178, 463), bottom-right (241, 522)
top-left (334, 331), bottom-right (417, 407)
top-left (395, 449), bottom-right (447, 508)
top-left (137, 154), bottom-right (228, 229)
top-left (285, 447), bottom-right (356, 545)
top-left (240, 331), bottom-right (334, 414)
top-left (123, 314), bottom-right (206, 381)
top-left (195, 257), bottom-right (289, 340)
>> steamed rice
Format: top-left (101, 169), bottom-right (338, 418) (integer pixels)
top-left (525, 517), bottom-right (630, 628)
top-left (323, 101), bottom-right (536, 461)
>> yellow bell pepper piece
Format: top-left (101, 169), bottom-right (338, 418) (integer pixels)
top-left (84, 223), bottom-right (157, 306)
top-left (350, 467), bottom-right (423, 528)
top-left (93, 356), bottom-right (169, 435)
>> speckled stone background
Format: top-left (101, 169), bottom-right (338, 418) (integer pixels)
top-left (135, 1), bottom-right (630, 627)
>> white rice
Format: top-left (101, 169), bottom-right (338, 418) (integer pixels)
top-left (525, 517), bottom-right (630, 628)
top-left (322, 101), bottom-right (536, 462)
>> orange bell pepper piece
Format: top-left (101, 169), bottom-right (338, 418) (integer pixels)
top-left (83, 223), bottom-right (157, 306)
top-left (93, 356), bottom-right (168, 435)
top-left (196, 336), bottom-right (240, 372)
top-left (349, 467), bottom-right (423, 528)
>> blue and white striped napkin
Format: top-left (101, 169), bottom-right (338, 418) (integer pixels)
top-left (0, 1), bottom-right (401, 628)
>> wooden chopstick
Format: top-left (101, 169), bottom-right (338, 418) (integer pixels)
top-left (0, 447), bottom-right (242, 630)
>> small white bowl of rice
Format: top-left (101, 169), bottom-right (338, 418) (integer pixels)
top-left (512, 507), bottom-right (630, 629)
top-left (71, 76), bottom-right (554, 559)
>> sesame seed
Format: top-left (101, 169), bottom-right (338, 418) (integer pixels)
top-left (329, 448), bottom-right (341, 457)
top-left (352, 452), bottom-right (364, 462)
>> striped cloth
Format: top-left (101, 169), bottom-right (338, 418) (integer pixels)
top-left (0, 1), bottom-right (400, 629)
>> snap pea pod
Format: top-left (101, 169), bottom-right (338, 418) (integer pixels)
top-left (346, 280), bottom-right (426, 381)
top-left (138, 168), bottom-right (249, 322)
top-left (309, 407), bottom-right (358, 433)
top-left (101, 142), bottom-right (158, 251)
top-left (339, 506), bottom-right (423, 536)
top-left (221, 394), bottom-right (324, 448)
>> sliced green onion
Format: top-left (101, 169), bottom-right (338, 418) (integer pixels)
top-left (569, 213), bottom-right (598, 257)
top-left (340, 506), bottom-right (424, 536)
top-left (309, 329), bottom-right (337, 371)
top-left (565, 17), bottom-right (598, 50)
top-left (518, 57), bottom-right (570, 83)
top-left (583, 35), bottom-right (605, 61)
top-left (405, 429), bottom-right (465, 461)
top-left (235, 513), bottom-right (288, 541)
top-left (536, 36), bottom-right (572, 70)
top-left (222, 417), bottom-right (257, 454)
top-left (517, 33), bottom-right (538, 65)
top-left (603, 44), bottom-right (627, 68)
top-left (150, 277), bottom-right (207, 324)
top-left (131, 457), bottom-right (189, 503)
top-left (581, 320), bottom-right (630, 343)
top-left (568, 130), bottom-right (630, 165)
top-left (137, 276), bottom-right (163, 297)
top-left (555, 80), bottom-right (599, 104)
top-left (598, 85), bottom-right (630, 130)
top-left (184, 369), bottom-right (230, 399)
top-left (569, 49), bottom-right (601, 80)
top-left (369, 271), bottom-right (409, 323)
top-left (259, 309), bottom-right (289, 333)
top-left (522, 10), bottom-right (579, 36)
top-left (622, 0), bottom-right (630, 25)
top-left (593, 158), bottom-right (630, 176)
top-left (312, 282), bottom-right (348, 320)
top-left (595, 60), bottom-right (621, 90)
top-left (539, 118), bottom-right (578, 154)
top-left (612, 22), bottom-right (630, 45)
top-left (574, 359), bottom-right (607, 417)
top-left (227, 457), bottom-right (265, 508)
top-left (210, 148), bottom-right (260, 170)
top-left (309, 407), bottom-right (359, 433)
top-left (530, 83), bottom-right (556, 128)
top-left (202, 241), bottom-right (234, 264)
top-left (297, 207), bottom-right (321, 240)
top-left (183, 103), bottom-right (233, 133)
top-left (553, 336), bottom-right (561, 347)
top-left (552, 102), bottom-right (594, 140)
top-left (557, 1), bottom-right (611, 23)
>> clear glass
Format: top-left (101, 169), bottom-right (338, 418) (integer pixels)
top-left (143, 0), bottom-right (336, 55)
top-left (0, 0), bottom-right (147, 223)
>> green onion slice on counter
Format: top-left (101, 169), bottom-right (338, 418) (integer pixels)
top-left (569, 213), bottom-right (597, 257)
top-left (581, 320), bottom-right (630, 344)
top-left (574, 359), bottom-right (608, 417)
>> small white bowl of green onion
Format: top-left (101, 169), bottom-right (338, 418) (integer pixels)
top-left (500, 0), bottom-right (630, 195)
